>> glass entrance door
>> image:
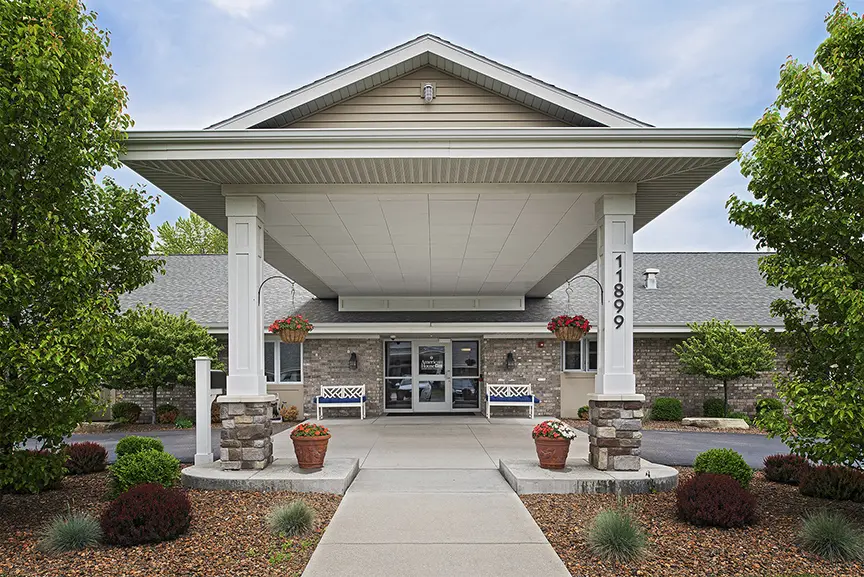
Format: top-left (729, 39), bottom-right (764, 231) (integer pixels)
top-left (413, 341), bottom-right (450, 412)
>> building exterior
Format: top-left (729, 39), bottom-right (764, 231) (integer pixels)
top-left (120, 35), bottom-right (754, 471)
top-left (119, 251), bottom-right (784, 420)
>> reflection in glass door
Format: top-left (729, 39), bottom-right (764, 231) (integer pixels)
top-left (413, 341), bottom-right (450, 412)
top-left (384, 341), bottom-right (412, 411)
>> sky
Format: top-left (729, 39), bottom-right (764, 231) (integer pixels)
top-left (91, 0), bottom-right (849, 252)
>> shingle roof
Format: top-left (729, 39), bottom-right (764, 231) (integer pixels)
top-left (120, 253), bottom-right (784, 329)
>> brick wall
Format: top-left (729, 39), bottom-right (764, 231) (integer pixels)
top-left (113, 334), bottom-right (784, 421)
top-left (634, 336), bottom-right (785, 416)
top-left (481, 338), bottom-right (561, 416)
top-left (115, 386), bottom-right (196, 422)
top-left (302, 338), bottom-right (384, 417)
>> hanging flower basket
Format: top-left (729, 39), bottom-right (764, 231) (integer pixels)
top-left (269, 315), bottom-right (314, 344)
top-left (547, 314), bottom-right (591, 342)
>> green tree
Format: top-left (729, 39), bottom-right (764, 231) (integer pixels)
top-left (110, 306), bottom-right (221, 423)
top-left (727, 3), bottom-right (864, 468)
top-left (155, 213), bottom-right (228, 254)
top-left (0, 0), bottom-right (161, 480)
top-left (673, 319), bottom-right (775, 417)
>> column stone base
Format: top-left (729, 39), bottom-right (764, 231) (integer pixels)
top-left (217, 395), bottom-right (276, 471)
top-left (587, 394), bottom-right (644, 471)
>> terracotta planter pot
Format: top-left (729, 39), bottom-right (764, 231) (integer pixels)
top-left (279, 328), bottom-right (308, 344)
top-left (554, 326), bottom-right (585, 342)
top-left (534, 437), bottom-right (571, 469)
top-left (291, 433), bottom-right (330, 469)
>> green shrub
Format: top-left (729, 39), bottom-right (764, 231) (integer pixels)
top-left (267, 501), bottom-right (315, 536)
top-left (108, 449), bottom-right (180, 495)
top-left (38, 511), bottom-right (102, 553)
top-left (694, 448), bottom-right (753, 488)
top-left (755, 397), bottom-right (783, 416)
top-left (586, 506), bottom-right (646, 562)
top-left (651, 398), bottom-right (682, 421)
top-left (577, 405), bottom-right (589, 420)
top-left (703, 398), bottom-right (726, 418)
top-left (0, 449), bottom-right (66, 494)
top-left (115, 435), bottom-right (164, 458)
top-left (799, 510), bottom-right (864, 561)
top-left (111, 401), bottom-right (142, 424)
top-left (156, 403), bottom-right (179, 424)
top-left (174, 417), bottom-right (194, 429)
top-left (799, 465), bottom-right (864, 502)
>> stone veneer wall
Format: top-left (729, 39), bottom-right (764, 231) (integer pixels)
top-left (481, 338), bottom-right (561, 417)
top-left (302, 338), bottom-right (384, 417)
top-left (634, 336), bottom-right (785, 417)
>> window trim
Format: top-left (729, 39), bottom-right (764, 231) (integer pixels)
top-left (561, 336), bottom-right (598, 373)
top-left (265, 337), bottom-right (304, 384)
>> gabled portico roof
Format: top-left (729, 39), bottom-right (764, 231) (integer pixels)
top-left (208, 34), bottom-right (651, 130)
top-left (122, 35), bottom-right (751, 301)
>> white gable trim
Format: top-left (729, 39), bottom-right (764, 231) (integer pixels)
top-left (210, 35), bottom-right (649, 131)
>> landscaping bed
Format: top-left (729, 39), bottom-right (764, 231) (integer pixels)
top-left (0, 472), bottom-right (340, 576)
top-left (565, 418), bottom-right (769, 435)
top-left (522, 469), bottom-right (864, 577)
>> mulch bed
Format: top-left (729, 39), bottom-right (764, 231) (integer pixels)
top-left (522, 469), bottom-right (864, 577)
top-left (0, 472), bottom-right (341, 576)
top-left (565, 418), bottom-right (769, 435)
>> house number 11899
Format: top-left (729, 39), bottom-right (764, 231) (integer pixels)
top-left (614, 254), bottom-right (625, 329)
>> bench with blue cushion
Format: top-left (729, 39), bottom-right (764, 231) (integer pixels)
top-left (486, 384), bottom-right (539, 418)
top-left (316, 385), bottom-right (366, 419)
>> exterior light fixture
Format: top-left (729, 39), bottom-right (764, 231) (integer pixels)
top-left (422, 83), bottom-right (435, 103)
top-left (505, 352), bottom-right (515, 370)
top-left (348, 352), bottom-right (358, 370)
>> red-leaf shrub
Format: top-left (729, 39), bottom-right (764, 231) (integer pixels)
top-left (64, 442), bottom-right (108, 475)
top-left (799, 465), bottom-right (864, 503)
top-left (763, 453), bottom-right (809, 485)
top-left (100, 484), bottom-right (191, 546)
top-left (676, 473), bottom-right (758, 528)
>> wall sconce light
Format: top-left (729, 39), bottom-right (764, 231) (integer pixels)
top-left (422, 82), bottom-right (435, 103)
top-left (348, 352), bottom-right (358, 370)
top-left (505, 352), bottom-right (515, 370)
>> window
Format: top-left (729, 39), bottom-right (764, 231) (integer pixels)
top-left (265, 340), bottom-right (303, 383)
top-left (563, 337), bottom-right (598, 372)
top-left (452, 340), bottom-right (480, 409)
top-left (384, 341), bottom-right (412, 410)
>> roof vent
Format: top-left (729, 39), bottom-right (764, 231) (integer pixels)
top-left (643, 268), bottom-right (659, 290)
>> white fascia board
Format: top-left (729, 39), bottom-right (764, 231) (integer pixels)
top-left (122, 128), bottom-right (753, 162)
top-left (209, 36), bottom-right (648, 130)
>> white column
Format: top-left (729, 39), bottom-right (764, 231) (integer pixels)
top-left (594, 193), bottom-right (637, 395)
top-left (194, 357), bottom-right (213, 465)
top-left (226, 196), bottom-right (267, 397)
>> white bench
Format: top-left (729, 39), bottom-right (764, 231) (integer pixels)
top-left (486, 384), bottom-right (539, 419)
top-left (316, 385), bottom-right (366, 420)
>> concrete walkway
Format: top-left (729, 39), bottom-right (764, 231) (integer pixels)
top-left (292, 415), bottom-right (572, 576)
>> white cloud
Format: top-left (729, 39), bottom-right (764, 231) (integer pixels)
top-left (209, 0), bottom-right (272, 18)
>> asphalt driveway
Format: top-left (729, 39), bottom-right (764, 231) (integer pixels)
top-left (62, 426), bottom-right (788, 468)
top-left (640, 430), bottom-right (789, 469)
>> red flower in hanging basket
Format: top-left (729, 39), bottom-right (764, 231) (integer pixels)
top-left (269, 315), bottom-right (314, 333)
top-left (546, 314), bottom-right (591, 333)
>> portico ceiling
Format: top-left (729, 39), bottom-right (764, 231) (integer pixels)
top-left (123, 128), bottom-right (750, 299)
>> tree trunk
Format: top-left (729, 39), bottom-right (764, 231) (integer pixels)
top-left (723, 380), bottom-right (728, 418)
top-left (152, 386), bottom-right (158, 425)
